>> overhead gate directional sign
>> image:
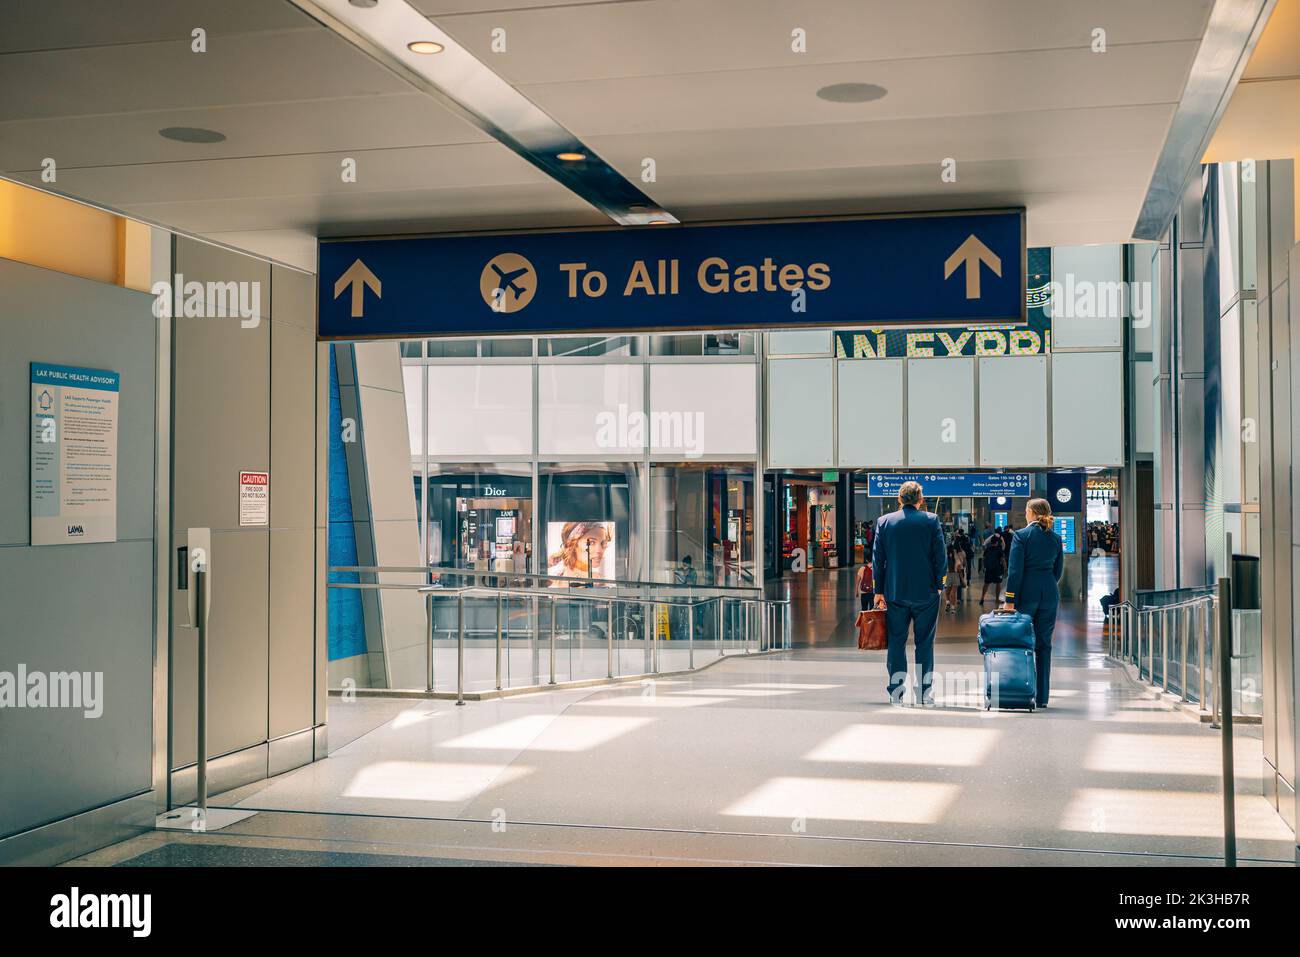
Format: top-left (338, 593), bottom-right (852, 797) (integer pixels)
top-left (317, 210), bottom-right (1025, 340)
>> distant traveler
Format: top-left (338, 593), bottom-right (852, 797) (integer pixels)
top-left (856, 557), bottom-right (875, 611)
top-left (1002, 499), bottom-right (1065, 707)
top-left (674, 553), bottom-right (697, 587)
top-left (979, 530), bottom-right (1006, 605)
top-left (943, 545), bottom-right (963, 614)
top-left (873, 481), bottom-right (947, 705)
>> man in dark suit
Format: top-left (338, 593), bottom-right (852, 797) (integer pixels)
top-left (873, 481), bottom-right (947, 705)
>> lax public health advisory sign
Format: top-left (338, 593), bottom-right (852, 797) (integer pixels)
top-left (318, 211), bottom-right (1025, 340)
top-left (30, 362), bottom-right (120, 546)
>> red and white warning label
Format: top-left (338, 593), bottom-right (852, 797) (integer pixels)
top-left (238, 470), bottom-right (269, 527)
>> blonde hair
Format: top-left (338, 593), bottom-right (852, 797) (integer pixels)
top-left (1026, 498), bottom-right (1053, 531)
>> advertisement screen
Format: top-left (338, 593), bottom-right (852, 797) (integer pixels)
top-left (546, 521), bottom-right (616, 582)
top-left (1054, 516), bottom-right (1076, 554)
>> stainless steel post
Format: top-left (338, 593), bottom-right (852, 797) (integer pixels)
top-left (1164, 608), bottom-right (1175, 691)
top-left (549, 596), bottom-right (557, 685)
top-left (717, 598), bottom-right (724, 655)
top-left (688, 603), bottom-right (695, 669)
top-left (456, 594), bottom-right (466, 706)
top-left (1216, 577), bottom-right (1237, 867)
top-left (425, 591), bottom-right (435, 693)
top-left (1146, 608), bottom-right (1155, 683)
top-left (1198, 599), bottom-right (1206, 706)
top-left (1179, 604), bottom-right (1189, 701)
top-left (495, 593), bottom-right (504, 691)
top-left (652, 603), bottom-right (659, 673)
top-left (607, 599), bottom-right (614, 679)
top-left (1209, 598), bottom-right (1219, 727)
top-left (195, 568), bottom-right (208, 822)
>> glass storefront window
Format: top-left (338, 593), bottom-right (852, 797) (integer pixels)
top-left (651, 332), bottom-right (755, 356)
top-left (539, 464), bottom-right (643, 581)
top-left (651, 464), bottom-right (755, 585)
top-left (427, 337), bottom-right (478, 358)
top-left (541, 335), bottom-right (640, 357)
top-left (423, 464), bottom-right (533, 572)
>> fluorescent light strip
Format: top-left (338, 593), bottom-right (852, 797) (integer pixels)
top-left (288, 0), bottom-right (677, 227)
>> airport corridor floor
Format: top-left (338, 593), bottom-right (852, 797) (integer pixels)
top-left (75, 641), bottom-right (1292, 868)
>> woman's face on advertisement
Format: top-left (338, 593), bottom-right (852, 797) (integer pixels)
top-left (576, 532), bottom-right (607, 571)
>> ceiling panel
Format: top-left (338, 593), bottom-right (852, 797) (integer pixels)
top-left (6, 142), bottom-right (553, 205)
top-left (0, 28), bottom-right (412, 121)
top-left (434, 0), bottom-right (1213, 85)
top-left (0, 0), bottom-right (311, 54)
top-left (0, 0), bottom-right (1237, 248)
top-left (583, 105), bottom-right (1176, 178)
top-left (516, 43), bottom-right (1199, 138)
top-left (0, 94), bottom-right (489, 171)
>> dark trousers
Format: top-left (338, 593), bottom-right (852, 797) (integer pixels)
top-left (884, 595), bottom-right (939, 702)
top-left (1018, 598), bottom-right (1058, 704)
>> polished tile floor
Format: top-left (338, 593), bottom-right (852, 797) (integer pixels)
top-left (73, 559), bottom-right (1293, 867)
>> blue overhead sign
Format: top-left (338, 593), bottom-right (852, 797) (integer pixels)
top-left (867, 473), bottom-right (1032, 498)
top-left (317, 211), bottom-right (1025, 340)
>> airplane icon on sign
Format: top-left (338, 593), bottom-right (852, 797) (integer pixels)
top-left (490, 263), bottom-right (529, 301)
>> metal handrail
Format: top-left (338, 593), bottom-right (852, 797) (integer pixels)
top-left (330, 564), bottom-right (763, 598)
top-left (1105, 591), bottom-right (1220, 711)
top-left (327, 578), bottom-right (790, 702)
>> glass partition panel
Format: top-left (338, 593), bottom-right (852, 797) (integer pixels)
top-left (650, 464), bottom-right (755, 586)
top-left (539, 463), bottom-right (644, 581)
top-left (424, 464), bottom-right (534, 573)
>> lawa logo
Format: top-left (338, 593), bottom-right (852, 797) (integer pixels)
top-left (50, 887), bottom-right (151, 937)
top-left (67, 524), bottom-right (85, 536)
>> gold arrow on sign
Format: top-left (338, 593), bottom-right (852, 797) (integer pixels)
top-left (943, 234), bottom-right (1002, 299)
top-left (333, 259), bottom-right (382, 318)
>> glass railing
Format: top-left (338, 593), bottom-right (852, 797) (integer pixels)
top-left (327, 567), bottom-right (789, 699)
top-left (1105, 589), bottom-right (1260, 718)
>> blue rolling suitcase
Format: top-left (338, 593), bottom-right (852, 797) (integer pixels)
top-left (983, 649), bottom-right (1037, 711)
top-left (978, 611), bottom-right (1037, 711)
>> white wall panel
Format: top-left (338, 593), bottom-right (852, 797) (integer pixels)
top-left (767, 357), bottom-right (833, 468)
top-left (907, 357), bottom-right (974, 467)
top-left (978, 355), bottom-right (1047, 466)
top-left (1051, 244), bottom-right (1125, 348)
top-left (428, 364), bottom-right (532, 456)
top-left (837, 359), bottom-right (903, 466)
top-left (768, 330), bottom-right (831, 355)
top-left (1133, 359), bottom-right (1154, 455)
top-left (402, 364), bottom-right (422, 456)
top-left (539, 363), bottom-right (643, 456)
top-left (1052, 352), bottom-right (1123, 465)
top-left (649, 363), bottom-right (756, 456)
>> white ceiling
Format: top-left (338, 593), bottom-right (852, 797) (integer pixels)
top-left (0, 0), bottom-right (1221, 267)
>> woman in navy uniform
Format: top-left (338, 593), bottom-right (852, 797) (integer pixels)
top-left (1002, 498), bottom-right (1065, 707)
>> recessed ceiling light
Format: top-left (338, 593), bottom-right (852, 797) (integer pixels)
top-left (816, 82), bottom-right (887, 103)
top-left (648, 219), bottom-right (671, 226)
top-left (407, 40), bottom-right (444, 54)
top-left (556, 151), bottom-right (587, 162)
top-left (348, 0), bottom-right (378, 7)
top-left (159, 126), bottom-right (226, 143)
